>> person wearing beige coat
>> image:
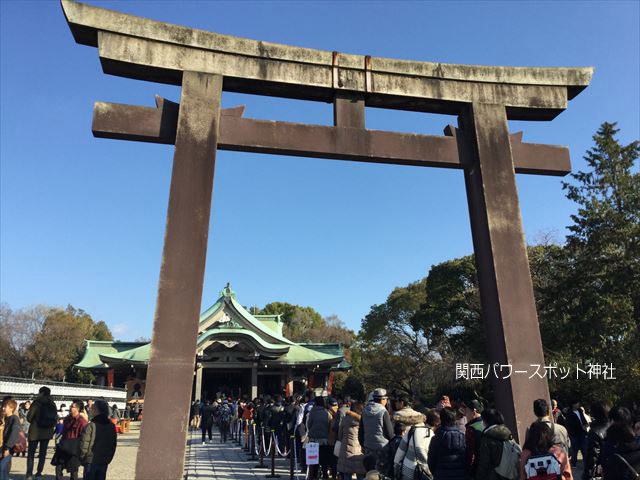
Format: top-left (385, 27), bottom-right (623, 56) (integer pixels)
top-left (337, 403), bottom-right (366, 480)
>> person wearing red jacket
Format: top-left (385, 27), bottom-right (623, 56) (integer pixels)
top-left (55, 401), bottom-right (88, 480)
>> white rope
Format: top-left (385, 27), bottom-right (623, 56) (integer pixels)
top-left (263, 428), bottom-right (273, 455)
top-left (253, 424), bottom-right (262, 456)
top-left (273, 430), bottom-right (290, 457)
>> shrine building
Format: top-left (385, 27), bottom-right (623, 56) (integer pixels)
top-left (76, 285), bottom-right (350, 401)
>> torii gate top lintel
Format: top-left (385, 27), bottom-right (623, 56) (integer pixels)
top-left (61, 0), bottom-right (592, 120)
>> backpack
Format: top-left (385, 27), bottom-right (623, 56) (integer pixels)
top-left (10, 417), bottom-right (27, 454)
top-left (36, 399), bottom-right (58, 429)
top-left (14, 430), bottom-right (27, 454)
top-left (523, 452), bottom-right (562, 480)
top-left (494, 437), bottom-right (522, 480)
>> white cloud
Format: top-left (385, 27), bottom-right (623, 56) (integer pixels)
top-left (112, 323), bottom-right (129, 335)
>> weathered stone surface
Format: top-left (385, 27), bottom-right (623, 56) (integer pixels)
top-left (62, 0), bottom-right (592, 119)
top-left (134, 72), bottom-right (222, 480)
top-left (461, 103), bottom-right (551, 442)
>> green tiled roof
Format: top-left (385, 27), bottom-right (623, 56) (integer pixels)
top-left (301, 343), bottom-right (351, 370)
top-left (76, 285), bottom-right (348, 370)
top-left (75, 340), bottom-right (147, 369)
top-left (196, 329), bottom-right (290, 355)
top-left (99, 343), bottom-right (151, 366)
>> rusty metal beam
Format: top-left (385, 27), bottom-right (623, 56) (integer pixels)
top-left (92, 99), bottom-right (570, 176)
top-left (134, 72), bottom-right (222, 480)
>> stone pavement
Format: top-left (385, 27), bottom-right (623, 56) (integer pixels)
top-left (184, 427), bottom-right (305, 479)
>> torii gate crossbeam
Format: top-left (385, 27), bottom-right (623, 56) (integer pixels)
top-left (60, 1), bottom-right (593, 478)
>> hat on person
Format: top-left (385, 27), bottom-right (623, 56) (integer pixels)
top-left (327, 397), bottom-right (338, 406)
top-left (463, 399), bottom-right (484, 413)
top-left (372, 388), bottom-right (388, 399)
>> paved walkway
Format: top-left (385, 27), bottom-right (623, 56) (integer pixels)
top-left (184, 427), bottom-right (304, 479)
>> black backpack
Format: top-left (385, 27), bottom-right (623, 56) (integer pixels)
top-left (37, 399), bottom-right (58, 428)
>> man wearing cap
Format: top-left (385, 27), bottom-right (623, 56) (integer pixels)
top-left (463, 399), bottom-right (484, 476)
top-left (358, 388), bottom-right (394, 457)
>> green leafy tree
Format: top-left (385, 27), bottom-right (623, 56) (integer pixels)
top-left (351, 122), bottom-right (639, 405)
top-left (544, 122), bottom-right (640, 403)
top-left (24, 305), bottom-right (113, 382)
top-left (258, 302), bottom-right (323, 341)
top-left (354, 279), bottom-right (451, 400)
top-left (257, 302), bottom-right (354, 344)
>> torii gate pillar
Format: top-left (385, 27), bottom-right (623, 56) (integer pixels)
top-left (461, 103), bottom-right (550, 438)
top-left (135, 72), bottom-right (222, 479)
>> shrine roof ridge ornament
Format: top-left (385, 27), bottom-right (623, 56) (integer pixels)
top-left (61, 0), bottom-right (593, 120)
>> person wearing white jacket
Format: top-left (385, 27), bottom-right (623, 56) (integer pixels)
top-left (394, 411), bottom-right (437, 480)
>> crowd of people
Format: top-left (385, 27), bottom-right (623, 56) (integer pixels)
top-left (3, 385), bottom-right (639, 480)
top-left (0, 387), bottom-right (118, 480)
top-left (191, 389), bottom-right (640, 480)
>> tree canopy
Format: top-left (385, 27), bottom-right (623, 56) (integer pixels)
top-left (346, 122), bottom-right (639, 406)
top-left (0, 304), bottom-right (112, 382)
top-left (257, 301), bottom-right (354, 345)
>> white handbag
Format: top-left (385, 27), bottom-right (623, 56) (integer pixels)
top-left (333, 440), bottom-right (342, 456)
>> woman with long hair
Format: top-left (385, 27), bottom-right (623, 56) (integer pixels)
top-left (520, 421), bottom-right (572, 480)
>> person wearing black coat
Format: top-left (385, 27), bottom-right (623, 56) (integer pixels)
top-left (603, 423), bottom-right (640, 480)
top-left (565, 400), bottom-right (589, 467)
top-left (200, 401), bottom-right (215, 444)
top-left (583, 401), bottom-right (610, 480)
top-left (427, 408), bottom-right (467, 480)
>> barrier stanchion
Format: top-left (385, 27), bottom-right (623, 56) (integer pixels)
top-left (248, 422), bottom-right (257, 461)
top-left (255, 426), bottom-right (267, 469)
top-left (289, 434), bottom-right (295, 480)
top-left (265, 431), bottom-right (281, 478)
top-left (244, 420), bottom-right (250, 451)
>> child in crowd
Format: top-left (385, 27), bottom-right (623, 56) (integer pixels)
top-left (54, 417), bottom-right (65, 443)
top-left (363, 454), bottom-right (381, 480)
top-left (379, 422), bottom-right (404, 478)
top-left (1, 398), bottom-right (22, 480)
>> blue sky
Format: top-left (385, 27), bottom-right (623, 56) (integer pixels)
top-left (1, 1), bottom-right (638, 339)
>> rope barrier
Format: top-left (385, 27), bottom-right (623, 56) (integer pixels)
top-left (263, 427), bottom-right (274, 456)
top-left (273, 430), bottom-right (290, 457)
top-left (248, 421), bottom-right (257, 461)
top-left (252, 423), bottom-right (262, 455)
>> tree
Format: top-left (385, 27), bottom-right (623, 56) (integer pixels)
top-left (354, 279), bottom-right (448, 400)
top-left (257, 302), bottom-right (355, 344)
top-left (417, 256), bottom-right (483, 360)
top-left (0, 304), bottom-right (50, 377)
top-left (20, 305), bottom-right (113, 382)
top-left (544, 122), bottom-right (640, 403)
top-left (258, 301), bottom-right (324, 342)
top-left (351, 121), bottom-right (640, 406)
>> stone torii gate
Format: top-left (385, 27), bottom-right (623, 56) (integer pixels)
top-left (61, 1), bottom-right (592, 478)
